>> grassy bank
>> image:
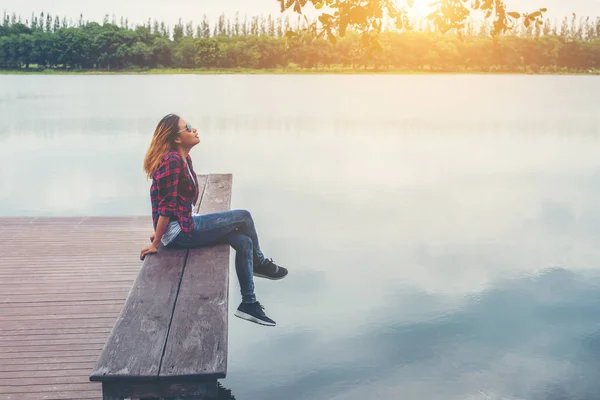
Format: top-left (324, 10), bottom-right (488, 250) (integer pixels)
top-left (2, 67), bottom-right (600, 75)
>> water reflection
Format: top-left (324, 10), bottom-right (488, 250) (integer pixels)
top-left (1, 75), bottom-right (600, 400)
top-left (230, 268), bottom-right (600, 400)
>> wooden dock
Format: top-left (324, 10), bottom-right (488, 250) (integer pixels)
top-left (0, 216), bottom-right (150, 399)
top-left (0, 174), bottom-right (232, 400)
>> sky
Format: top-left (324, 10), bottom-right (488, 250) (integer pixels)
top-left (4, 0), bottom-right (600, 29)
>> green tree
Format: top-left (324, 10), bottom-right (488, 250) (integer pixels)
top-left (173, 18), bottom-right (184, 42)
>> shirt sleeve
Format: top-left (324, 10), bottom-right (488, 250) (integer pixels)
top-left (155, 154), bottom-right (182, 219)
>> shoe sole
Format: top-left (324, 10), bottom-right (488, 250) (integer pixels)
top-left (254, 271), bottom-right (288, 280)
top-left (234, 310), bottom-right (276, 326)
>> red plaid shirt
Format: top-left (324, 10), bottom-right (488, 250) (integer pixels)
top-left (150, 151), bottom-right (199, 233)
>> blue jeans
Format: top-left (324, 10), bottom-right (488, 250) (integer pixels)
top-left (167, 209), bottom-right (265, 304)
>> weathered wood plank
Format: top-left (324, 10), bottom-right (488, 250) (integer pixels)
top-left (0, 327), bottom-right (112, 338)
top-left (0, 362), bottom-right (95, 373)
top-left (89, 249), bottom-right (187, 381)
top-left (2, 355), bottom-right (98, 365)
top-left (0, 374), bottom-right (99, 386)
top-left (0, 337), bottom-right (108, 346)
top-left (0, 318), bottom-right (119, 331)
top-left (195, 174), bottom-right (209, 212)
top-left (0, 382), bottom-right (98, 394)
top-left (102, 380), bottom-right (217, 399)
top-left (0, 304), bottom-right (123, 317)
top-left (1, 391), bottom-right (101, 400)
top-left (0, 293), bottom-right (129, 304)
top-left (0, 368), bottom-right (95, 379)
top-left (160, 174), bottom-right (233, 380)
top-left (0, 346), bottom-right (104, 356)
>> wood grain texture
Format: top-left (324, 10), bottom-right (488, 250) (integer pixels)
top-left (88, 246), bottom-right (187, 382)
top-left (0, 216), bottom-right (153, 400)
top-left (160, 174), bottom-right (233, 380)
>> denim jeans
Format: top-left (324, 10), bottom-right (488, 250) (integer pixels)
top-left (167, 209), bottom-right (265, 304)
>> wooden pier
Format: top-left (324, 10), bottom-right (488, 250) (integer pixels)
top-left (0, 174), bottom-right (232, 400)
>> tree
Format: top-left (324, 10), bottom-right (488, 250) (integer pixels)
top-left (201, 15), bottom-right (211, 38)
top-left (173, 18), bottom-right (184, 42)
top-left (185, 21), bottom-right (194, 37)
top-left (278, 0), bottom-right (547, 44)
top-left (195, 38), bottom-right (220, 67)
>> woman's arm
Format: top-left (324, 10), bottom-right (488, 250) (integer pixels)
top-left (141, 154), bottom-right (182, 260)
top-left (151, 215), bottom-right (170, 247)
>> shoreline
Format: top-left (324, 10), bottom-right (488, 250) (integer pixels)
top-left (1, 68), bottom-right (599, 76)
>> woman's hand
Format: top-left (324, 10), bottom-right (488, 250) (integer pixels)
top-left (140, 243), bottom-right (158, 261)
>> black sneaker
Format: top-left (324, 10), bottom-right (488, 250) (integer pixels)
top-left (254, 258), bottom-right (288, 280)
top-left (234, 301), bottom-right (276, 326)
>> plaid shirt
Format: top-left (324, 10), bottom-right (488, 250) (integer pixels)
top-left (150, 151), bottom-right (199, 233)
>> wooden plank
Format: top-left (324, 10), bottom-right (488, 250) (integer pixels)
top-left (0, 344), bottom-right (104, 354)
top-left (0, 337), bottom-right (108, 347)
top-left (160, 174), bottom-right (232, 380)
top-left (0, 374), bottom-right (97, 386)
top-left (89, 248), bottom-right (187, 382)
top-left (0, 383), bottom-right (98, 394)
top-left (102, 380), bottom-right (217, 399)
top-left (0, 293), bottom-right (130, 304)
top-left (2, 355), bottom-right (98, 365)
top-left (0, 368), bottom-right (94, 379)
top-left (0, 362), bottom-right (95, 373)
top-left (0, 327), bottom-right (112, 338)
top-left (195, 174), bottom-right (209, 212)
top-left (0, 391), bottom-right (101, 400)
top-left (0, 304), bottom-right (123, 316)
top-left (0, 318), bottom-right (119, 331)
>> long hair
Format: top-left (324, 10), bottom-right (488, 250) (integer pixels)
top-left (143, 114), bottom-right (181, 178)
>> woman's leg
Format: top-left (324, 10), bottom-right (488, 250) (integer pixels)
top-left (171, 209), bottom-right (265, 264)
top-left (219, 232), bottom-right (275, 326)
top-left (215, 232), bottom-right (255, 304)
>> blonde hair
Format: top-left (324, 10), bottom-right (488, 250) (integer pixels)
top-left (143, 114), bottom-right (181, 178)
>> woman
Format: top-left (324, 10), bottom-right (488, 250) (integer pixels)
top-left (140, 114), bottom-right (288, 327)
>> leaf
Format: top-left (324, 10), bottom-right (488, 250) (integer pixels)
top-left (293, 2), bottom-right (302, 13)
top-left (395, 16), bottom-right (403, 30)
top-left (524, 18), bottom-right (530, 27)
top-left (314, 2), bottom-right (324, 10)
top-left (284, 30), bottom-right (297, 38)
top-left (530, 11), bottom-right (542, 18)
top-left (348, 6), bottom-right (368, 25)
top-left (328, 32), bottom-right (336, 44)
top-left (540, 8), bottom-right (547, 12)
top-left (318, 13), bottom-right (332, 25)
top-left (507, 12), bottom-right (521, 19)
top-left (339, 21), bottom-right (347, 36)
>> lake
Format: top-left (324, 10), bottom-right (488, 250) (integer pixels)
top-left (2, 74), bottom-right (600, 400)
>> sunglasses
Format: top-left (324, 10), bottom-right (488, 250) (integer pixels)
top-left (177, 123), bottom-right (193, 134)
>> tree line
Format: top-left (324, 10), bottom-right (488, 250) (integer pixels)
top-left (1, 10), bottom-right (600, 72)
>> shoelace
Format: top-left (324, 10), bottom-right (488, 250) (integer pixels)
top-left (263, 258), bottom-right (279, 272)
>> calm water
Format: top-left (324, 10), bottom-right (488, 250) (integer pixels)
top-left (2, 74), bottom-right (600, 400)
